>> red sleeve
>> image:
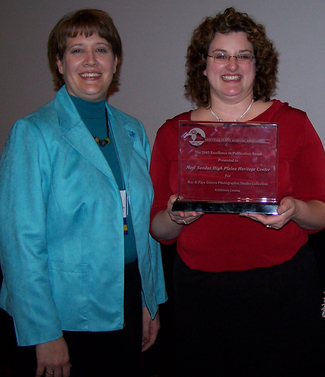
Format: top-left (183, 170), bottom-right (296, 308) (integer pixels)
top-left (289, 114), bottom-right (325, 203)
top-left (150, 112), bottom-right (191, 243)
top-left (274, 107), bottom-right (325, 234)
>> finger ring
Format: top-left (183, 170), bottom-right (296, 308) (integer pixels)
top-left (46, 372), bottom-right (54, 376)
top-left (182, 219), bottom-right (187, 225)
top-left (266, 224), bottom-right (271, 229)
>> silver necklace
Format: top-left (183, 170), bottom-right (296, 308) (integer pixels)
top-left (210, 99), bottom-right (254, 122)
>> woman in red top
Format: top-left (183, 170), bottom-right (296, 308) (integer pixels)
top-left (150, 7), bottom-right (325, 376)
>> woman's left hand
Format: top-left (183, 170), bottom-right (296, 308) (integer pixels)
top-left (240, 197), bottom-right (298, 230)
top-left (240, 197), bottom-right (325, 230)
top-left (142, 307), bottom-right (160, 352)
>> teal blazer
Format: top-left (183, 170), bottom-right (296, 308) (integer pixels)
top-left (0, 87), bottom-right (167, 346)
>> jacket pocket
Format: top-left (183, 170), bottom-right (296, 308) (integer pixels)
top-left (48, 260), bottom-right (89, 330)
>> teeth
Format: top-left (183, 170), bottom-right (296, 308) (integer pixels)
top-left (222, 75), bottom-right (241, 81)
top-left (80, 73), bottom-right (101, 77)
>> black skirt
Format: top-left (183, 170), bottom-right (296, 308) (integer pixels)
top-left (173, 244), bottom-right (325, 376)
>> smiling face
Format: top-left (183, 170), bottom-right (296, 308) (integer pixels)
top-left (204, 31), bottom-right (256, 104)
top-left (56, 33), bottom-right (118, 102)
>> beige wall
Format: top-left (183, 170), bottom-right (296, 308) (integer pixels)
top-left (1, 0), bottom-right (325, 152)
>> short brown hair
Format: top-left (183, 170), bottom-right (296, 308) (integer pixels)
top-left (185, 7), bottom-right (279, 107)
top-left (47, 9), bottom-right (122, 91)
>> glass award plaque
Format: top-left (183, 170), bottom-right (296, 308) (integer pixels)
top-left (172, 121), bottom-right (279, 214)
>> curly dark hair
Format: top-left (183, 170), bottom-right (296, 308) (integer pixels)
top-left (185, 7), bottom-right (279, 107)
top-left (47, 9), bottom-right (122, 91)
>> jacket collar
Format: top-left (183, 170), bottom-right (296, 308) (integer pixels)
top-left (54, 87), bottom-right (135, 181)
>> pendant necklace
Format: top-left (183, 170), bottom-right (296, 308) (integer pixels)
top-left (210, 99), bottom-right (254, 122)
top-left (94, 108), bottom-right (111, 147)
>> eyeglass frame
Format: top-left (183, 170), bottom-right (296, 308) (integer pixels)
top-left (206, 52), bottom-right (256, 64)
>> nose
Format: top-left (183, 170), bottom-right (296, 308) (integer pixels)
top-left (227, 56), bottom-right (238, 69)
top-left (84, 50), bottom-right (98, 66)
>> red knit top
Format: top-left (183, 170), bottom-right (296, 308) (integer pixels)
top-left (150, 100), bottom-right (325, 272)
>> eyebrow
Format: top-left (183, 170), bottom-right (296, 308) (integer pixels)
top-left (210, 48), bottom-right (253, 54)
top-left (67, 42), bottom-right (110, 49)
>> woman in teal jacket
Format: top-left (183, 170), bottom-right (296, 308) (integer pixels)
top-left (0, 9), bottom-right (166, 377)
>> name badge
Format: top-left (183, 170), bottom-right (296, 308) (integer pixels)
top-left (119, 190), bottom-right (128, 218)
top-left (120, 190), bottom-right (129, 235)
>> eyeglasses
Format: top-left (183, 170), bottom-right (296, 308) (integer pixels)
top-left (206, 52), bottom-right (256, 64)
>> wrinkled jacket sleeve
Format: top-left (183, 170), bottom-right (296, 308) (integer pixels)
top-left (0, 119), bottom-right (62, 346)
top-left (138, 122), bottom-right (167, 313)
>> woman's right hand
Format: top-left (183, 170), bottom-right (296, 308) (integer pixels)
top-left (35, 337), bottom-right (71, 377)
top-left (167, 194), bottom-right (203, 226)
top-left (151, 194), bottom-right (204, 241)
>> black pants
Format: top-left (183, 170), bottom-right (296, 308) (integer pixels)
top-left (9, 261), bottom-right (143, 376)
top-left (174, 244), bottom-right (325, 377)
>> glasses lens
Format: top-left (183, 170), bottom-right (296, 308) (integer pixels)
top-left (210, 53), bottom-right (254, 64)
top-left (213, 53), bottom-right (228, 62)
top-left (237, 54), bottom-right (254, 63)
